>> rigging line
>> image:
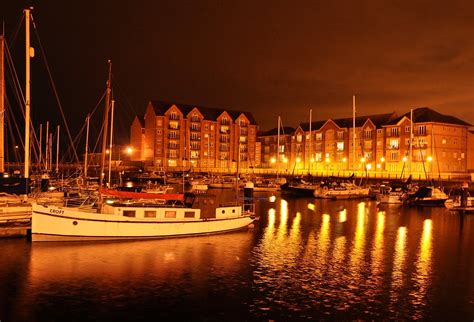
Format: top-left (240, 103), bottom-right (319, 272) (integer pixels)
top-left (5, 99), bottom-right (22, 163)
top-left (30, 14), bottom-right (79, 163)
top-left (111, 75), bottom-right (138, 118)
top-left (8, 14), bottom-right (23, 50)
top-left (62, 91), bottom-right (106, 163)
top-left (6, 38), bottom-right (44, 171)
top-left (4, 41), bottom-right (25, 116)
top-left (5, 95), bottom-right (24, 152)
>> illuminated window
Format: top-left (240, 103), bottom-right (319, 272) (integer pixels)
top-left (316, 133), bottom-right (322, 141)
top-left (364, 129), bottom-right (372, 139)
top-left (144, 211), bottom-right (156, 218)
top-left (416, 125), bottom-right (426, 135)
top-left (442, 138), bottom-right (446, 144)
top-left (337, 142), bottom-right (344, 151)
top-left (389, 139), bottom-right (399, 149)
top-left (405, 126), bottom-right (410, 133)
top-left (297, 134), bottom-right (302, 143)
top-left (165, 211), bottom-right (176, 218)
top-left (315, 152), bottom-right (322, 162)
top-left (364, 141), bottom-right (372, 149)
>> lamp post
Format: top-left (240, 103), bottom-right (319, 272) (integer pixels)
top-left (427, 156), bottom-right (433, 180)
top-left (325, 156), bottom-right (330, 177)
top-left (380, 157), bottom-right (385, 178)
top-left (402, 156), bottom-right (407, 179)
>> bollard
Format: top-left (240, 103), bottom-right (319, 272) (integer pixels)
top-left (243, 181), bottom-right (254, 212)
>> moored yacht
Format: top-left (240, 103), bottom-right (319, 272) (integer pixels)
top-left (31, 191), bottom-right (255, 242)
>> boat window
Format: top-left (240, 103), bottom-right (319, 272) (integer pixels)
top-left (144, 211), bottom-right (156, 218)
top-left (123, 210), bottom-right (136, 217)
top-left (222, 210), bottom-right (225, 214)
top-left (184, 211), bottom-right (195, 218)
top-left (165, 211), bottom-right (176, 218)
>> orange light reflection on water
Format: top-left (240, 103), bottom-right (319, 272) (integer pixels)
top-left (410, 219), bottom-right (433, 318)
top-left (349, 202), bottom-right (367, 282)
top-left (339, 209), bottom-right (347, 222)
top-left (390, 226), bottom-right (407, 312)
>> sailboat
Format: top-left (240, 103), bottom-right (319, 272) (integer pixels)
top-left (0, 9), bottom-right (40, 225)
top-left (31, 62), bottom-right (255, 242)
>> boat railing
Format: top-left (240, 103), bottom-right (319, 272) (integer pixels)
top-left (63, 196), bottom-right (98, 212)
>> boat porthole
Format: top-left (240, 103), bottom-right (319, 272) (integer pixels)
top-left (72, 221), bottom-right (78, 226)
top-left (222, 210), bottom-right (225, 214)
top-left (232, 209), bottom-right (235, 213)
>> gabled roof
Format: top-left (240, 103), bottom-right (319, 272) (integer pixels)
top-left (259, 126), bottom-right (295, 137)
top-left (148, 100), bottom-right (257, 125)
top-left (385, 107), bottom-right (471, 126)
top-left (133, 115), bottom-right (145, 127)
top-left (299, 112), bottom-right (397, 131)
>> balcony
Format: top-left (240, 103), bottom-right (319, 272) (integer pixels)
top-left (168, 144), bottom-right (179, 149)
top-left (190, 126), bottom-right (201, 132)
top-left (168, 125), bottom-right (179, 130)
top-left (168, 134), bottom-right (180, 140)
top-left (414, 131), bottom-right (428, 136)
top-left (386, 145), bottom-right (399, 150)
top-left (169, 114), bottom-right (179, 120)
top-left (190, 136), bottom-right (201, 141)
top-left (220, 138), bottom-right (230, 143)
top-left (413, 143), bottom-right (427, 149)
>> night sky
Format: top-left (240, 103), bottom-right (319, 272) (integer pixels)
top-left (1, 0), bottom-right (474, 149)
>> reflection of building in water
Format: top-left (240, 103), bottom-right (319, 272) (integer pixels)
top-left (339, 208), bottom-right (347, 223)
top-left (371, 211), bottom-right (385, 277)
top-left (348, 202), bottom-right (367, 283)
top-left (410, 219), bottom-right (433, 319)
top-left (390, 226), bottom-right (408, 314)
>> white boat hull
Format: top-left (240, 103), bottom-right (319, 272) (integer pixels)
top-left (32, 203), bottom-right (254, 242)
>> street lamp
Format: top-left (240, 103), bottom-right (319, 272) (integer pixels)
top-left (427, 156), bottom-right (433, 180)
top-left (325, 156), bottom-right (330, 177)
top-left (380, 156), bottom-right (385, 177)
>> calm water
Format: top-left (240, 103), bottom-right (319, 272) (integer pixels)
top-left (0, 192), bottom-right (473, 321)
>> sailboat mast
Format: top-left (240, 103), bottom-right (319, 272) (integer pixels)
top-left (84, 114), bottom-right (90, 180)
top-left (0, 32), bottom-right (4, 173)
top-left (99, 60), bottom-right (112, 190)
top-left (409, 108), bottom-right (413, 176)
top-left (24, 7), bottom-right (32, 179)
top-left (38, 124), bottom-right (42, 165)
top-left (309, 109), bottom-right (312, 174)
top-left (55, 125), bottom-right (60, 173)
top-left (352, 95), bottom-right (356, 171)
top-left (276, 116), bottom-right (280, 178)
top-left (107, 100), bottom-right (115, 187)
top-left (45, 121), bottom-right (49, 171)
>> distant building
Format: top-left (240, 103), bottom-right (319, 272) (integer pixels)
top-left (258, 127), bottom-right (295, 170)
top-left (257, 107), bottom-right (472, 177)
top-left (130, 101), bottom-right (258, 171)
